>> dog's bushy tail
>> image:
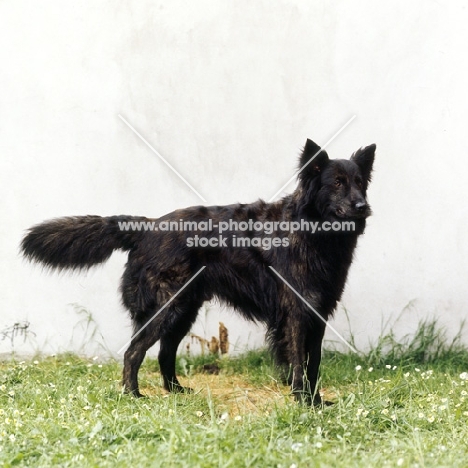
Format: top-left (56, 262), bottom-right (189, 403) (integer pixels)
top-left (21, 215), bottom-right (148, 271)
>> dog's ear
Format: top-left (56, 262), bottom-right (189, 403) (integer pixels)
top-left (298, 139), bottom-right (329, 180)
top-left (351, 144), bottom-right (376, 184)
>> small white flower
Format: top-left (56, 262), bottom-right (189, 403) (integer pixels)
top-left (9, 434), bottom-right (15, 442)
top-left (404, 372), bottom-right (410, 378)
top-left (355, 365), bottom-right (362, 371)
top-left (234, 415), bottom-right (242, 421)
top-left (291, 442), bottom-right (303, 452)
top-left (385, 365), bottom-right (391, 369)
top-left (427, 415), bottom-right (435, 423)
top-left (460, 372), bottom-right (468, 380)
top-left (397, 458), bottom-right (404, 466)
top-left (196, 411), bottom-right (203, 417)
top-left (316, 442), bottom-right (323, 448)
top-left (368, 367), bottom-right (373, 372)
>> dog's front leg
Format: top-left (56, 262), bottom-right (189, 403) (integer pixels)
top-left (304, 320), bottom-right (327, 405)
top-left (285, 317), bottom-right (310, 403)
top-left (287, 317), bottom-right (326, 405)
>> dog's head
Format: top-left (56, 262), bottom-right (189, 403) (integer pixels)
top-left (297, 139), bottom-right (376, 222)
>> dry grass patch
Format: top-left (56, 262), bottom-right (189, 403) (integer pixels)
top-left (141, 371), bottom-right (337, 416)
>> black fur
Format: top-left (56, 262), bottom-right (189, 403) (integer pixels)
top-left (21, 139), bottom-right (375, 404)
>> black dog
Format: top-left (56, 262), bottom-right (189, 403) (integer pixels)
top-left (21, 139), bottom-right (375, 404)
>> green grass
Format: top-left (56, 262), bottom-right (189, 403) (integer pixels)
top-left (1, 321), bottom-right (468, 467)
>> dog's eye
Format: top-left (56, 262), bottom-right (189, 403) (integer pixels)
top-left (355, 178), bottom-right (363, 188)
top-left (335, 178), bottom-right (342, 187)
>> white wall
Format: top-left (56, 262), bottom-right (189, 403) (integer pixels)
top-left (1, 0), bottom-right (467, 357)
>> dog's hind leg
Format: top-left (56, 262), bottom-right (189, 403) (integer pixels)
top-left (158, 302), bottom-right (201, 393)
top-left (122, 321), bottom-right (160, 397)
top-left (267, 327), bottom-right (293, 385)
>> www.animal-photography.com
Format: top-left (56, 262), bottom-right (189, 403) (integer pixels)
top-left (2, 2), bottom-right (468, 467)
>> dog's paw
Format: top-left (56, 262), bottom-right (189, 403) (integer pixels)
top-left (171, 385), bottom-right (194, 394)
top-left (123, 387), bottom-right (146, 398)
top-left (293, 391), bottom-right (335, 407)
top-left (315, 398), bottom-right (334, 407)
top-left (293, 390), bottom-right (314, 405)
top-left (165, 382), bottom-right (194, 394)
top-left (312, 394), bottom-right (335, 407)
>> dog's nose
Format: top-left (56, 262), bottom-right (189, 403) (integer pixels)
top-left (354, 201), bottom-right (367, 212)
